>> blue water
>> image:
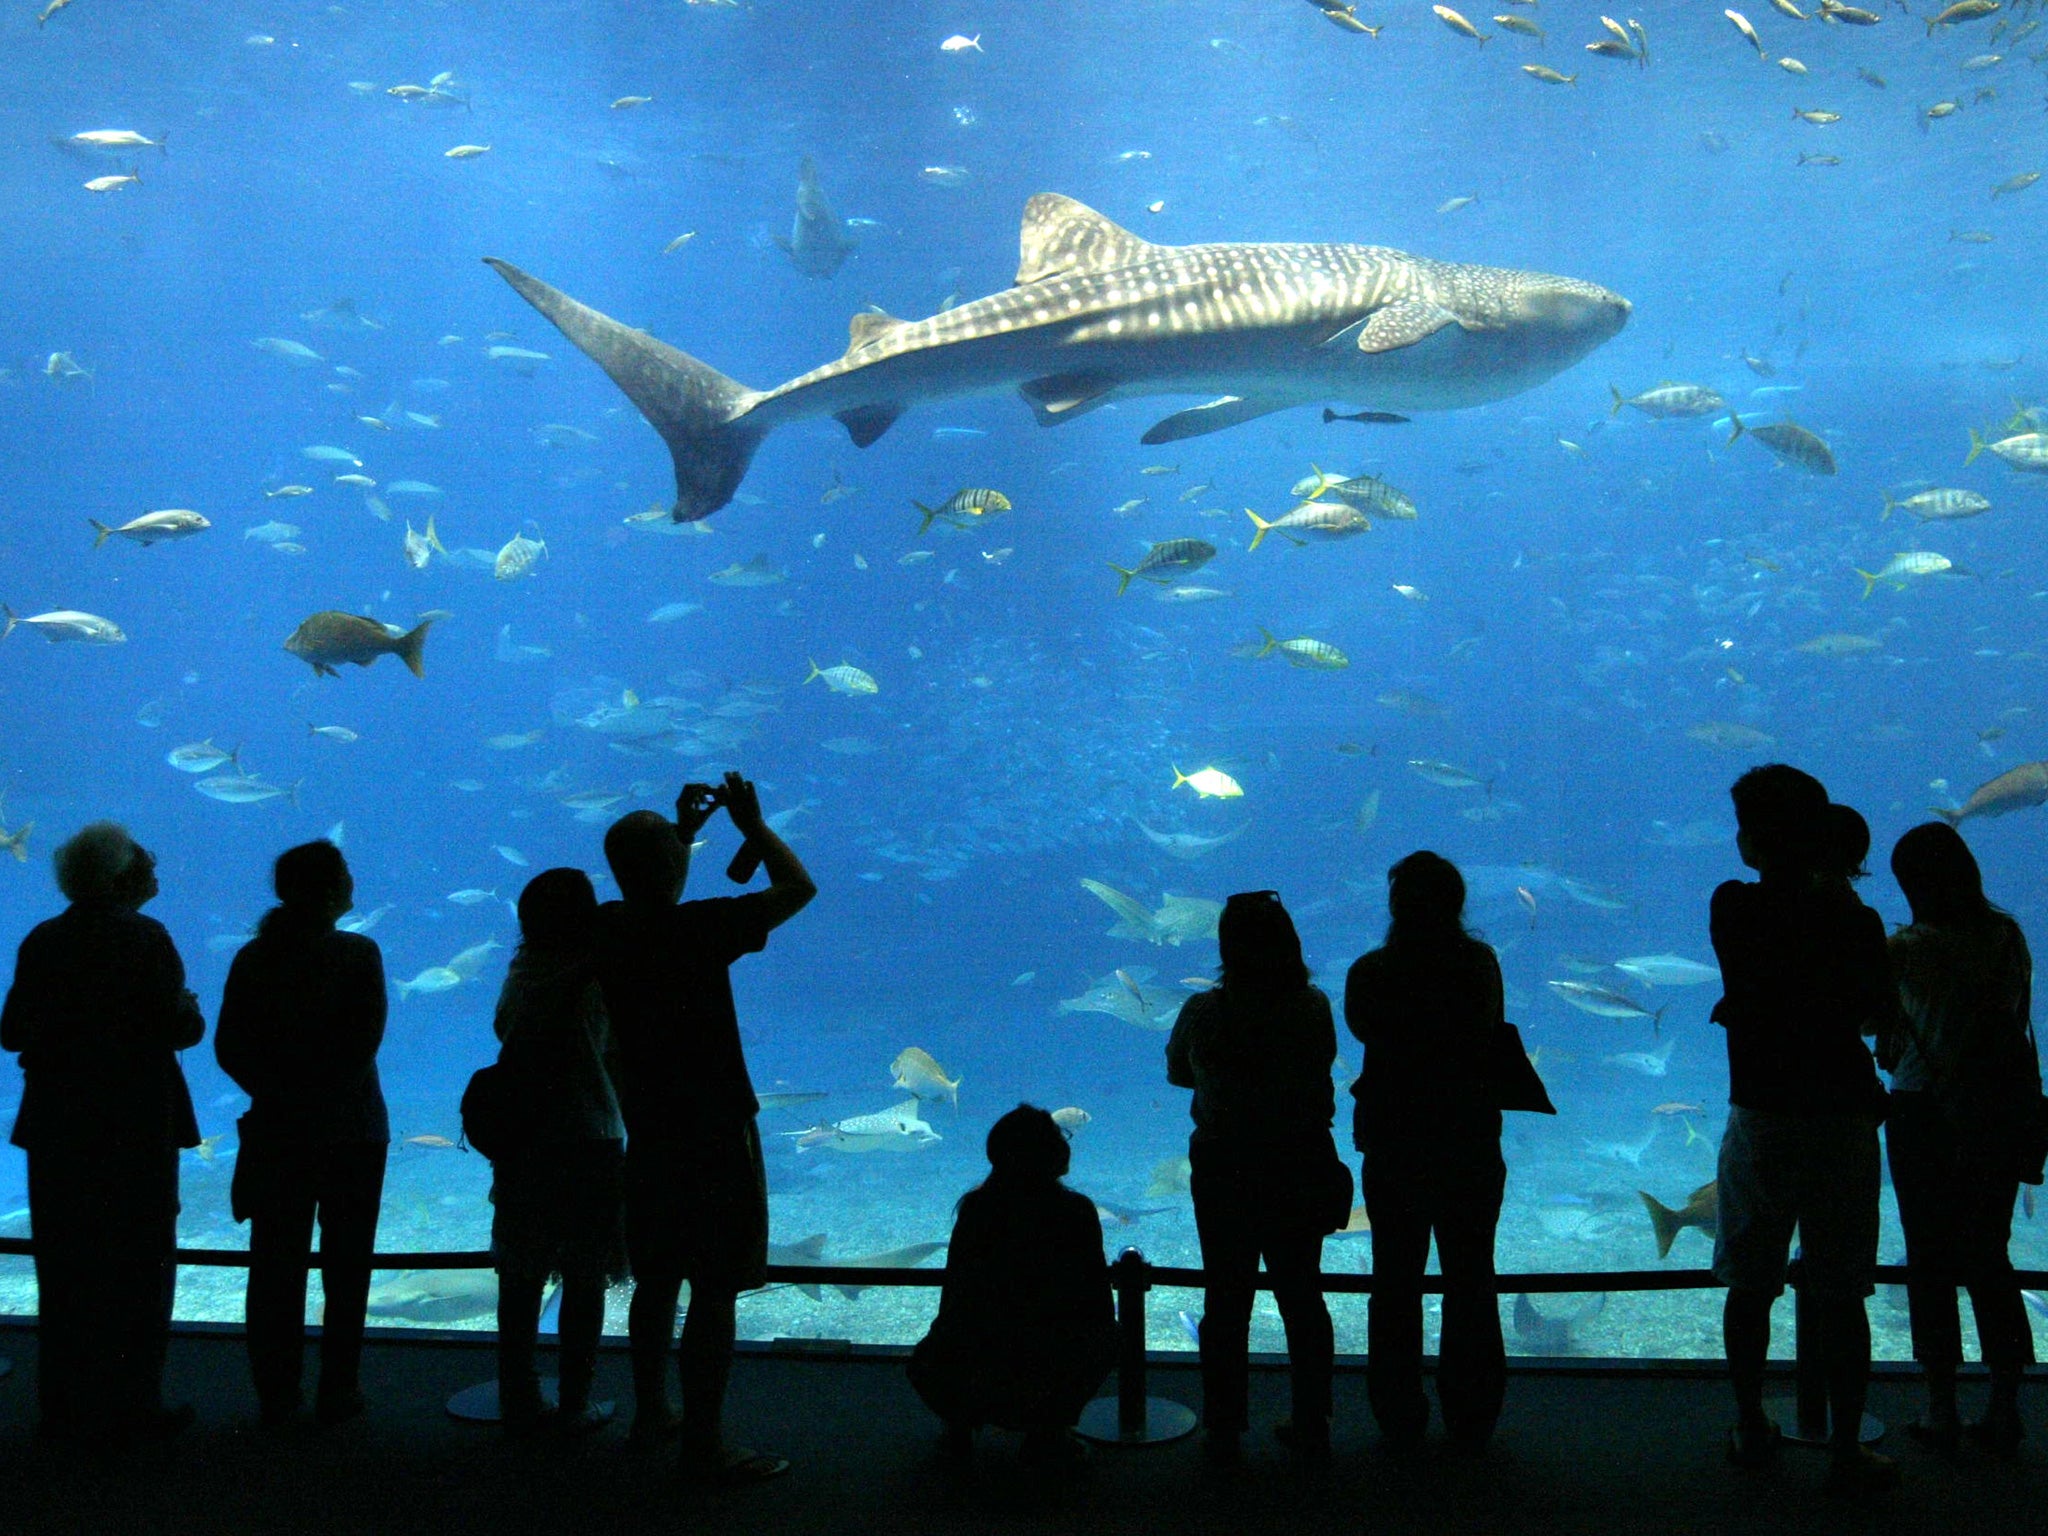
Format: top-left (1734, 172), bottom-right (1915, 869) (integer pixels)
top-left (1, 0), bottom-right (2045, 1355)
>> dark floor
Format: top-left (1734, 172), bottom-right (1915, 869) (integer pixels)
top-left (0, 1323), bottom-right (2040, 1536)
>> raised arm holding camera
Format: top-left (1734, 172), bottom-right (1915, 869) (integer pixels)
top-left (593, 772), bottom-right (815, 1485)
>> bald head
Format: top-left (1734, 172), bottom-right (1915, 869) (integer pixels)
top-left (605, 809), bottom-right (690, 906)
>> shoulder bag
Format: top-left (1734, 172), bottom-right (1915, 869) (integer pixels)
top-left (1487, 1022), bottom-right (1557, 1115)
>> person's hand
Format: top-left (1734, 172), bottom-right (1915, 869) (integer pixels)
top-left (675, 782), bottom-right (721, 836)
top-left (721, 772), bottom-right (765, 835)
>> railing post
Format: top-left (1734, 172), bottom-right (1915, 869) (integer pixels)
top-left (1116, 1248), bottom-right (1150, 1435)
top-left (1076, 1247), bottom-right (1196, 1446)
top-left (1779, 1255), bottom-right (1883, 1447)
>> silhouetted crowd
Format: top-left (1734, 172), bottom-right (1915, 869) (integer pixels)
top-left (3, 764), bottom-right (2040, 1496)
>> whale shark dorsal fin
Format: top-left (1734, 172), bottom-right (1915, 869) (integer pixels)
top-left (1015, 193), bottom-right (1160, 286)
top-left (845, 308), bottom-right (906, 356)
top-left (1324, 298), bottom-right (1462, 355)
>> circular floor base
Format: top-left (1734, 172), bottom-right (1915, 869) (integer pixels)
top-left (1769, 1400), bottom-right (1885, 1447)
top-left (1076, 1394), bottom-right (1198, 1446)
top-left (446, 1377), bottom-right (617, 1427)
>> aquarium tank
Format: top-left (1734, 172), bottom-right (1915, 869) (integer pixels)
top-left (1, 0), bottom-right (2043, 1365)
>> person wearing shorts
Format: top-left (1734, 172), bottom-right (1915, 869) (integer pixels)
top-left (1709, 766), bottom-right (1897, 1495)
top-left (596, 773), bottom-right (814, 1485)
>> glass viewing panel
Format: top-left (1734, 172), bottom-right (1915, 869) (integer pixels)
top-left (1, 3), bottom-right (2045, 1362)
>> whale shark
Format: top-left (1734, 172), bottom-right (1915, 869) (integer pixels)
top-left (485, 193), bottom-right (1629, 522)
top-left (775, 155), bottom-right (855, 278)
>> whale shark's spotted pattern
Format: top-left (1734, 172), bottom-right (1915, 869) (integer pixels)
top-left (486, 194), bottom-right (1628, 522)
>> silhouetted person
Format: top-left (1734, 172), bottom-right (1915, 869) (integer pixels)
top-left (595, 772), bottom-right (814, 1483)
top-left (909, 1104), bottom-right (1115, 1468)
top-left (1346, 851), bottom-right (1506, 1449)
top-left (1167, 890), bottom-right (1339, 1463)
top-left (1710, 765), bottom-right (1898, 1493)
top-left (1882, 822), bottom-right (2037, 1455)
top-left (215, 839), bottom-right (388, 1427)
top-left (1, 822), bottom-right (202, 1444)
top-left (1822, 802), bottom-right (1872, 900)
top-left (489, 867), bottom-right (626, 1436)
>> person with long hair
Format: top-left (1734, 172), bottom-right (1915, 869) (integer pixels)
top-left (1883, 822), bottom-right (2038, 1455)
top-left (1345, 851), bottom-right (1506, 1449)
top-left (3, 822), bottom-right (203, 1445)
top-left (908, 1104), bottom-right (1116, 1469)
top-left (215, 839), bottom-right (389, 1427)
top-left (1166, 890), bottom-right (1340, 1463)
top-left (488, 867), bottom-right (627, 1436)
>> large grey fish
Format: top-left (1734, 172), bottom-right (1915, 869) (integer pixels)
top-left (775, 156), bottom-right (855, 279)
top-left (484, 194), bottom-right (1629, 522)
top-left (1937, 760), bottom-right (2048, 824)
top-left (284, 610), bottom-right (439, 678)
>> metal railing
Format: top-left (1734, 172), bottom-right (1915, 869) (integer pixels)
top-left (3, 1233), bottom-right (2039, 1301)
top-left (7, 1235), bottom-right (2044, 1442)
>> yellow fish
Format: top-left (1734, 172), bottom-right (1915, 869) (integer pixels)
top-left (890, 1047), bottom-right (960, 1106)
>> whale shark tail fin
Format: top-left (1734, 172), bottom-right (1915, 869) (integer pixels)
top-left (484, 258), bottom-right (766, 522)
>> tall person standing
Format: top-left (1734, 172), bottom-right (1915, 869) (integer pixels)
top-left (1345, 851), bottom-right (1508, 1450)
top-left (595, 772), bottom-right (814, 1484)
top-left (1882, 822), bottom-right (2039, 1455)
top-left (215, 839), bottom-right (389, 1428)
top-left (1708, 766), bottom-right (1898, 1494)
top-left (1166, 890), bottom-right (1341, 1464)
top-left (3, 823), bottom-right (204, 1445)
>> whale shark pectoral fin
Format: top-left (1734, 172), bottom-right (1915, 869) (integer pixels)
top-left (1323, 298), bottom-right (1462, 355)
top-left (1141, 394), bottom-right (1289, 445)
top-left (1019, 368), bottom-right (1122, 425)
top-left (845, 308), bottom-right (907, 356)
top-left (1014, 193), bottom-right (1163, 285)
top-left (834, 403), bottom-right (903, 447)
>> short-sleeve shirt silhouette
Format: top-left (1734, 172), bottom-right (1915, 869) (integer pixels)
top-left (1709, 877), bottom-right (1889, 1116)
top-left (593, 894), bottom-right (772, 1139)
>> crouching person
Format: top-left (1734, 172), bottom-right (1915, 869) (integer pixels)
top-left (910, 1105), bottom-right (1117, 1468)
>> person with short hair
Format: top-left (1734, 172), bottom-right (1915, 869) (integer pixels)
top-left (3, 822), bottom-right (204, 1444)
top-left (488, 867), bottom-right (627, 1437)
top-left (1882, 822), bottom-right (2037, 1455)
top-left (215, 840), bottom-right (389, 1428)
top-left (595, 772), bottom-right (814, 1484)
top-left (1710, 766), bottom-right (1898, 1493)
top-left (909, 1104), bottom-right (1116, 1468)
top-left (1167, 889), bottom-right (1340, 1464)
top-left (1345, 851), bottom-right (1508, 1449)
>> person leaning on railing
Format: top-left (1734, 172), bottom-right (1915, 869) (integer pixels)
top-left (1, 822), bottom-right (204, 1447)
top-left (1345, 851), bottom-right (1507, 1452)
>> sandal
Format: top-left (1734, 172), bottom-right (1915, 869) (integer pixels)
top-left (1727, 1419), bottom-right (1783, 1470)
